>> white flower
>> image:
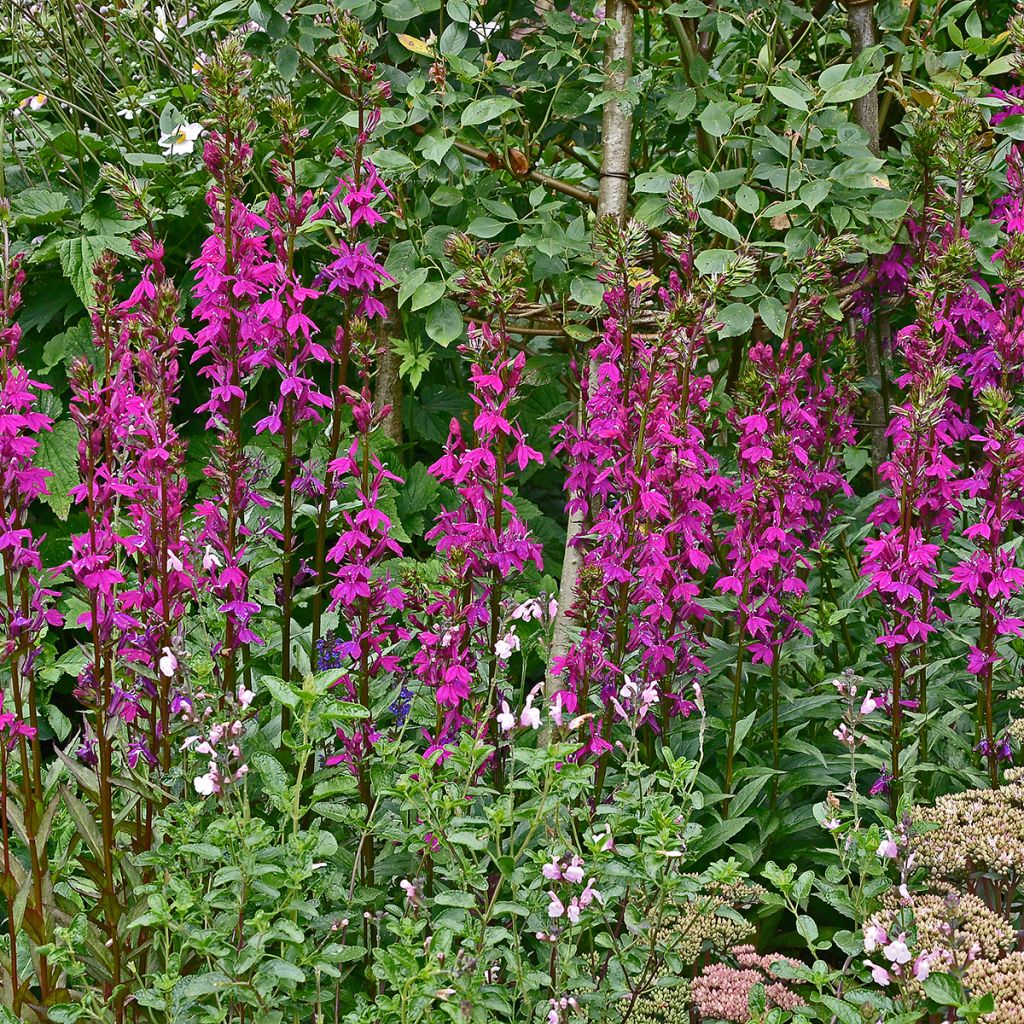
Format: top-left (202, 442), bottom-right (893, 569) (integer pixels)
top-left (158, 646), bottom-right (178, 677)
top-left (193, 770), bottom-right (217, 796)
top-left (883, 935), bottom-right (912, 965)
top-left (117, 107), bottom-right (140, 121)
top-left (154, 5), bottom-right (168, 41)
top-left (913, 953), bottom-right (933, 982)
top-left (520, 704), bottom-right (541, 730)
top-left (202, 544), bottom-right (221, 571)
top-left (865, 960), bottom-right (890, 986)
top-left (822, 817), bottom-right (841, 831)
top-left (166, 550), bottom-right (184, 572)
top-left (236, 683), bottom-right (255, 708)
top-left (864, 924), bottom-right (887, 952)
top-left (18, 94), bottom-right (47, 112)
top-left (496, 700), bottom-right (515, 733)
top-left (877, 834), bottom-right (899, 860)
top-left (563, 855), bottom-right (584, 884)
top-left (546, 892), bottom-right (564, 919)
top-left (494, 630), bottom-right (520, 661)
top-left (160, 121), bottom-right (204, 156)
top-left (541, 857), bottom-right (561, 881)
top-left (511, 599), bottom-right (541, 622)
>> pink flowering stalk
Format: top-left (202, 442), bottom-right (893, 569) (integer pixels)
top-left (718, 241), bottom-right (856, 807)
top-left (552, 203), bottom-right (726, 792)
top-left (256, 100), bottom-right (331, 686)
top-left (949, 150), bottom-right (1024, 782)
top-left (190, 40), bottom-right (275, 694)
top-left (0, 206), bottom-right (57, 1011)
top-left (309, 15), bottom-right (394, 649)
top-left (412, 235), bottom-right (542, 773)
top-left (861, 242), bottom-right (971, 808)
top-left (67, 251), bottom-right (141, 1012)
top-left (103, 168), bottom-right (194, 770)
top-left (321, 321), bottom-right (407, 886)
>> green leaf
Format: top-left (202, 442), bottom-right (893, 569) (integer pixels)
top-left (13, 188), bottom-right (71, 225)
top-left (795, 913), bottom-right (818, 945)
top-left (758, 296), bottom-right (787, 337)
top-left (922, 973), bottom-right (964, 1006)
top-left (698, 207), bottom-right (741, 243)
top-left (698, 100), bottom-right (733, 137)
top-left (34, 420), bottom-right (79, 521)
top-left (822, 73), bottom-right (880, 104)
top-left (718, 303), bottom-right (754, 339)
top-left (275, 44), bottom-right (300, 81)
top-left (425, 299), bottom-right (465, 345)
top-left (60, 785), bottom-right (104, 860)
top-left (261, 674), bottom-right (299, 709)
top-left (768, 85), bottom-right (808, 112)
top-left (57, 235), bottom-right (133, 306)
top-left (410, 280), bottom-right (446, 311)
top-left (466, 216), bottom-right (505, 239)
top-left (461, 96), bottom-right (520, 127)
top-left (820, 995), bottom-right (863, 1024)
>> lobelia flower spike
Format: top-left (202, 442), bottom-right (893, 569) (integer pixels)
top-left (719, 236), bottom-right (857, 807)
top-left (950, 142), bottom-right (1024, 782)
top-left (321, 318), bottom-right (407, 888)
top-left (102, 164), bottom-right (194, 771)
top-left (552, 196), bottom-right (730, 793)
top-left (309, 12), bottom-right (395, 649)
top-left (861, 194), bottom-right (976, 811)
top-left (0, 200), bottom-right (59, 1012)
top-left (257, 98), bottom-right (331, 686)
top-left (413, 233), bottom-right (542, 771)
top-left (190, 38), bottom-right (275, 692)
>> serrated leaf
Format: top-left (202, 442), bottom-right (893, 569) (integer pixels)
top-left (13, 188), bottom-right (71, 225)
top-left (57, 235), bottom-right (133, 306)
top-left (34, 420), bottom-right (79, 520)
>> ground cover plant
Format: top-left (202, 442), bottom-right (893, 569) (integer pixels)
top-left (4, 0), bottom-right (1024, 1021)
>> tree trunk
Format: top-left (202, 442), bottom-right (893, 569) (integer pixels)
top-left (545, 0), bottom-right (635, 699)
top-left (844, 0), bottom-right (888, 475)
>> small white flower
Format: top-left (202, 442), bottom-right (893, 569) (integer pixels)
top-left (193, 771), bottom-right (217, 796)
top-left (202, 544), bottom-right (221, 571)
top-left (236, 683), bottom-right (255, 708)
top-left (913, 953), bottom-right (933, 982)
top-left (19, 94), bottom-right (47, 112)
top-left (883, 935), bottom-right (912, 965)
top-left (877, 834), bottom-right (899, 860)
top-left (546, 892), bottom-right (564, 919)
top-left (154, 5), bottom-right (168, 41)
top-left (494, 630), bottom-right (520, 661)
top-left (864, 924), bottom-right (887, 952)
top-left (117, 107), bottom-right (141, 121)
top-left (166, 550), bottom-right (184, 572)
top-left (520, 704), bottom-right (541, 730)
top-left (160, 121), bottom-right (204, 156)
top-left (496, 700), bottom-right (515, 733)
top-left (158, 646), bottom-right (178, 677)
top-left (563, 855), bottom-right (584, 883)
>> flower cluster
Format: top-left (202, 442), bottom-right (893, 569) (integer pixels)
top-left (690, 946), bottom-right (804, 1022)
